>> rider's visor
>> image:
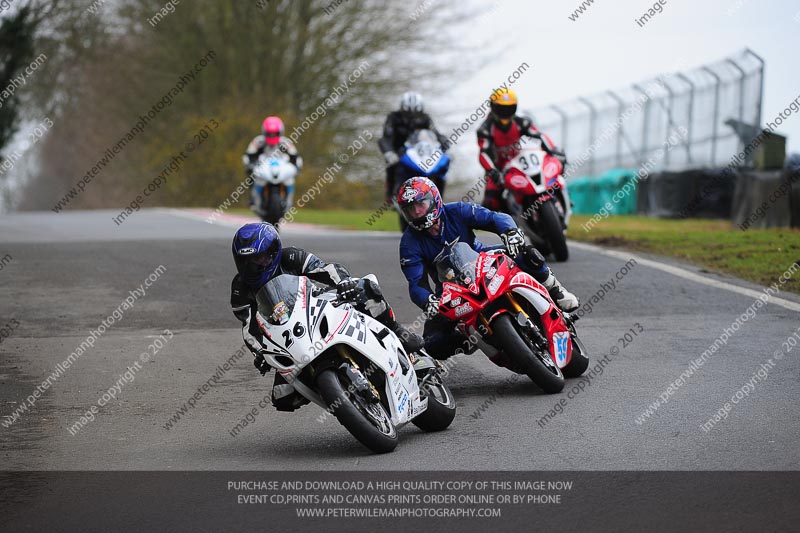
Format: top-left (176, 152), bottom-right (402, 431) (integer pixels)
top-left (401, 197), bottom-right (432, 220)
top-left (491, 103), bottom-right (517, 119)
top-left (242, 246), bottom-right (279, 279)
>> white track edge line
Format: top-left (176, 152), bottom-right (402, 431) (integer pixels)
top-left (569, 241), bottom-right (800, 313)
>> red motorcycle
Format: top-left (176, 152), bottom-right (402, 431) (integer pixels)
top-left (501, 147), bottom-right (572, 262)
top-left (434, 242), bottom-right (588, 393)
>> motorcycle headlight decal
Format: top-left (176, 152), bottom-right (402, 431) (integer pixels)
top-left (488, 274), bottom-right (505, 295)
top-left (270, 301), bottom-right (291, 325)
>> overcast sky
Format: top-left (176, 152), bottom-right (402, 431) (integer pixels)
top-left (430, 0), bottom-right (800, 174)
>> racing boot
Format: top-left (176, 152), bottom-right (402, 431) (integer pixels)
top-left (359, 274), bottom-right (425, 353)
top-left (391, 322), bottom-right (425, 353)
top-left (272, 374), bottom-right (310, 412)
top-left (521, 246), bottom-right (579, 312)
top-left (541, 269), bottom-right (579, 312)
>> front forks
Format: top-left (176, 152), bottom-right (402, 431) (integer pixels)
top-left (505, 293), bottom-right (548, 351)
top-left (336, 346), bottom-right (381, 403)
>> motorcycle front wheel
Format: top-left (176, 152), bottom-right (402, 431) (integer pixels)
top-left (316, 368), bottom-right (398, 453)
top-left (491, 314), bottom-right (565, 393)
top-left (539, 200), bottom-right (569, 262)
top-left (264, 188), bottom-right (284, 225)
top-left (562, 331), bottom-right (590, 378)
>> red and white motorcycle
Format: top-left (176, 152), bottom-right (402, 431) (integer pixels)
top-left (434, 242), bottom-right (589, 393)
top-left (501, 147), bottom-right (572, 261)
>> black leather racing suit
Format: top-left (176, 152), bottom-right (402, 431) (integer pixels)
top-left (378, 110), bottom-right (449, 201)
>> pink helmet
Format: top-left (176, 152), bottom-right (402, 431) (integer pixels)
top-left (262, 116), bottom-right (284, 146)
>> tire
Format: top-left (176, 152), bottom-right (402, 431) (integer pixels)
top-left (264, 189), bottom-right (283, 225)
top-left (412, 378), bottom-right (456, 432)
top-left (562, 332), bottom-right (590, 378)
top-left (540, 200), bottom-right (568, 262)
top-left (491, 314), bottom-right (564, 393)
top-left (316, 369), bottom-right (398, 453)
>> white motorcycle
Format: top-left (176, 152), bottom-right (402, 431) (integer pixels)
top-left (255, 274), bottom-right (456, 453)
top-left (247, 149), bottom-right (297, 225)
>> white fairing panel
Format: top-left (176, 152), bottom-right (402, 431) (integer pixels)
top-left (256, 277), bottom-right (424, 426)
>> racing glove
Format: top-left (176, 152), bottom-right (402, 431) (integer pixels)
top-left (551, 150), bottom-right (567, 167)
top-left (500, 228), bottom-right (526, 258)
top-left (487, 168), bottom-right (503, 187)
top-left (337, 277), bottom-right (364, 303)
top-left (424, 294), bottom-right (441, 319)
top-left (254, 351), bottom-right (271, 376)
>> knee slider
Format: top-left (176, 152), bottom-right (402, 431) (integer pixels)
top-left (361, 277), bottom-right (383, 299)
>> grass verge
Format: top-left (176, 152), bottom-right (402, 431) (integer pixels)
top-left (569, 215), bottom-right (800, 295)
top-left (228, 208), bottom-right (800, 294)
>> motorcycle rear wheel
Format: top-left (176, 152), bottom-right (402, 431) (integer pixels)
top-left (411, 376), bottom-right (456, 432)
top-left (491, 314), bottom-right (564, 393)
top-left (316, 368), bottom-right (398, 453)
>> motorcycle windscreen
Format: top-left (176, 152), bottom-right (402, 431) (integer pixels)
top-left (434, 242), bottom-right (479, 286)
top-left (405, 129), bottom-right (443, 174)
top-left (256, 274), bottom-right (300, 325)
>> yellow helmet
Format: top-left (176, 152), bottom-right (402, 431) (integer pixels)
top-left (490, 88), bottom-right (518, 126)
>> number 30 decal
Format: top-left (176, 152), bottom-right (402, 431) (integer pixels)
top-left (518, 153), bottom-right (540, 171)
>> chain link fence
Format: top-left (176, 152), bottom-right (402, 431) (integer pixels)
top-left (530, 49), bottom-right (765, 179)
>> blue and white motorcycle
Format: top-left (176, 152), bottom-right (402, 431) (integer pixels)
top-left (247, 149), bottom-right (297, 225)
top-left (393, 129), bottom-right (451, 230)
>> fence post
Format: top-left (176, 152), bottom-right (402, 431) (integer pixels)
top-left (606, 91), bottom-right (626, 168)
top-left (726, 58), bottom-right (747, 159)
top-left (578, 97), bottom-right (597, 176)
top-left (632, 85), bottom-right (651, 169)
top-left (550, 104), bottom-right (569, 155)
top-left (702, 66), bottom-right (722, 166)
top-left (661, 80), bottom-right (677, 167)
top-left (744, 48), bottom-right (765, 134)
top-left (676, 73), bottom-right (695, 165)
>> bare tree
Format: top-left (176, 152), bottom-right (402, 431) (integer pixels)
top-left (15, 0), bottom-right (476, 210)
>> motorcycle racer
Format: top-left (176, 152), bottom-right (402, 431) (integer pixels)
top-left (243, 116), bottom-right (302, 212)
top-left (378, 92), bottom-right (449, 203)
top-left (477, 88), bottom-right (566, 211)
top-left (396, 177), bottom-right (578, 360)
top-left (244, 116), bottom-right (303, 172)
top-left (231, 222), bottom-right (423, 411)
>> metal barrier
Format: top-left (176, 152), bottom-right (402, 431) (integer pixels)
top-left (529, 49), bottom-right (764, 178)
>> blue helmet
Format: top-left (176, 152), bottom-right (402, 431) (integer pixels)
top-left (232, 222), bottom-right (282, 288)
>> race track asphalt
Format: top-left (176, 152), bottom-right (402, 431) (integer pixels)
top-left (1, 208), bottom-right (799, 471)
